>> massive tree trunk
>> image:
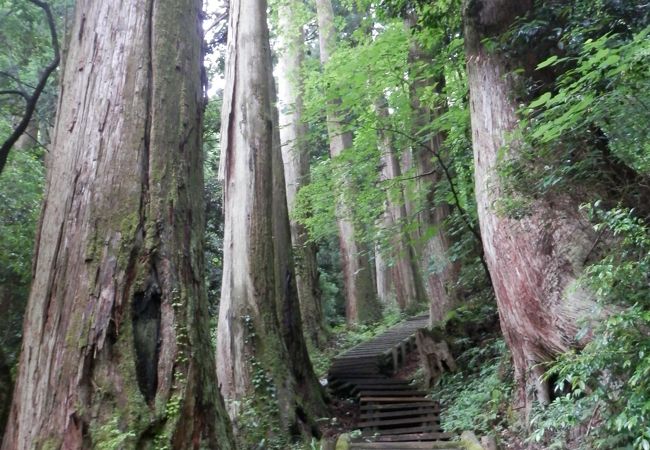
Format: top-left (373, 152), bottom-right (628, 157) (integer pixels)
top-left (376, 101), bottom-right (425, 311)
top-left (465, 0), bottom-right (597, 413)
top-left (276, 0), bottom-right (328, 347)
top-left (315, 0), bottom-right (381, 325)
top-left (405, 16), bottom-right (459, 323)
top-left (1, 1), bottom-right (235, 449)
top-left (216, 0), bottom-right (326, 440)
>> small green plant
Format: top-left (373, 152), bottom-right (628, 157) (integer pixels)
top-left (432, 339), bottom-right (514, 435)
top-left (95, 417), bottom-right (137, 450)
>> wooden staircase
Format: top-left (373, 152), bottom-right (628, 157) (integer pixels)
top-left (327, 316), bottom-right (461, 449)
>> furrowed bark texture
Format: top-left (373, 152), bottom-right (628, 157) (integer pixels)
top-left (1, 1), bottom-right (235, 449)
top-left (405, 16), bottom-right (459, 323)
top-left (465, 0), bottom-right (596, 412)
top-left (217, 0), bottom-right (325, 439)
top-left (277, 0), bottom-right (328, 347)
top-left (316, 0), bottom-right (380, 324)
top-left (376, 101), bottom-right (424, 311)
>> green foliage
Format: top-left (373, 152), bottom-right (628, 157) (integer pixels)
top-left (499, 4), bottom-right (650, 210)
top-left (296, 0), bottom-right (488, 299)
top-left (0, 0), bottom-right (70, 138)
top-left (529, 205), bottom-right (650, 450)
top-left (525, 27), bottom-right (650, 172)
top-left (0, 0), bottom-right (69, 368)
top-left (94, 417), bottom-right (137, 450)
top-left (203, 95), bottom-right (224, 316)
top-left (0, 148), bottom-right (44, 363)
top-left (432, 339), bottom-right (514, 435)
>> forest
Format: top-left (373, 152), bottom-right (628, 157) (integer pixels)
top-left (0, 0), bottom-right (648, 449)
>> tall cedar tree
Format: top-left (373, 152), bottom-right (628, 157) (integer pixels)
top-left (1, 0), bottom-right (235, 448)
top-left (464, 0), bottom-right (598, 413)
top-left (216, 0), bottom-right (327, 438)
top-left (276, 0), bottom-right (329, 347)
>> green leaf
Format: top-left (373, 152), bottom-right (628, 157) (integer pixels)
top-left (537, 55), bottom-right (559, 69)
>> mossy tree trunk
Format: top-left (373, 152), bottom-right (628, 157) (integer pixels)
top-left (1, 1), bottom-right (235, 448)
top-left (315, 0), bottom-right (381, 325)
top-left (405, 16), bottom-right (460, 323)
top-left (464, 0), bottom-right (597, 414)
top-left (276, 0), bottom-right (328, 347)
top-left (216, 0), bottom-right (326, 441)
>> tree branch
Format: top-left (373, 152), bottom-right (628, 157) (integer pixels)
top-left (0, 71), bottom-right (38, 91)
top-left (0, 0), bottom-right (60, 174)
top-left (0, 90), bottom-right (30, 101)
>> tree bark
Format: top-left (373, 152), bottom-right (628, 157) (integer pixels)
top-left (374, 245), bottom-right (394, 307)
top-left (276, 0), bottom-right (328, 347)
top-left (415, 329), bottom-right (456, 388)
top-left (405, 16), bottom-right (460, 323)
top-left (315, 0), bottom-right (381, 325)
top-left (216, 0), bottom-right (326, 440)
top-left (1, 1), bottom-right (235, 449)
top-left (376, 100), bottom-right (425, 311)
top-left (464, 0), bottom-right (597, 413)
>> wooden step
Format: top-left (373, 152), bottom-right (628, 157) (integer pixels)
top-left (350, 443), bottom-right (457, 449)
top-left (352, 385), bottom-right (418, 394)
top-left (360, 407), bottom-right (440, 419)
top-left (361, 401), bottom-right (438, 410)
top-left (373, 432), bottom-right (455, 442)
top-left (363, 424), bottom-right (442, 436)
top-left (358, 390), bottom-right (428, 397)
top-left (358, 414), bottom-right (440, 428)
top-left (338, 379), bottom-right (407, 385)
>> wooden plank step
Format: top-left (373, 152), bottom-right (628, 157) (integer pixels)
top-left (360, 407), bottom-right (440, 419)
top-left (373, 432), bottom-right (455, 442)
top-left (351, 384), bottom-right (416, 390)
top-left (331, 358), bottom-right (381, 363)
top-left (358, 390), bottom-right (428, 397)
top-left (329, 375), bottom-right (380, 382)
top-left (363, 424), bottom-right (442, 436)
top-left (329, 378), bottom-right (392, 387)
top-left (358, 414), bottom-right (440, 428)
top-left (334, 356), bottom-right (383, 361)
top-left (361, 401), bottom-right (438, 410)
top-left (350, 443), bottom-right (455, 449)
top-left (361, 397), bottom-right (435, 403)
top-left (337, 379), bottom-right (406, 385)
top-left (329, 369), bottom-right (381, 375)
top-left (352, 385), bottom-right (418, 392)
top-left (331, 363), bottom-right (381, 370)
